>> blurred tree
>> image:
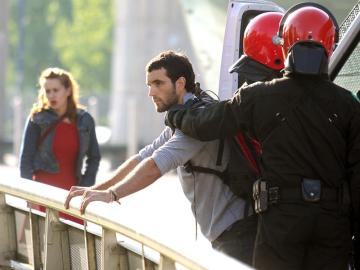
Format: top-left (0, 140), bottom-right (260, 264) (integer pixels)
top-left (52, 0), bottom-right (113, 92)
top-left (9, 1), bottom-right (62, 93)
top-left (7, 0), bottom-right (113, 94)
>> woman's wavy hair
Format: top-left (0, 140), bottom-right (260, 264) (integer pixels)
top-left (30, 67), bottom-right (84, 122)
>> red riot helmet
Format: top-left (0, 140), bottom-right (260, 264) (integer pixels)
top-left (275, 3), bottom-right (339, 59)
top-left (236, 12), bottom-right (285, 71)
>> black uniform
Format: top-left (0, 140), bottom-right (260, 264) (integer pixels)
top-left (167, 72), bottom-right (360, 270)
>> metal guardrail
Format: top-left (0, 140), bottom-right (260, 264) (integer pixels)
top-left (0, 177), bottom-right (250, 270)
top-left (329, 1), bottom-right (360, 82)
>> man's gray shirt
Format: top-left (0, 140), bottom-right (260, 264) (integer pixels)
top-left (138, 95), bottom-right (246, 241)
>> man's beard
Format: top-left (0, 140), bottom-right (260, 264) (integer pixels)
top-left (155, 99), bottom-right (176, 112)
top-left (154, 87), bottom-right (178, 112)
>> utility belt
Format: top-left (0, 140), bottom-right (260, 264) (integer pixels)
top-left (253, 178), bottom-right (350, 214)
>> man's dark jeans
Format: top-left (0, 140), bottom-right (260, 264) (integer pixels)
top-left (211, 214), bottom-right (257, 266)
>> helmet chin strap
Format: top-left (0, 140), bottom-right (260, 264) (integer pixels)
top-left (285, 43), bottom-right (329, 76)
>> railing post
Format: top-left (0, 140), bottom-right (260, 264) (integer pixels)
top-left (44, 209), bottom-right (71, 270)
top-left (144, 259), bottom-right (156, 270)
top-left (101, 228), bottom-right (128, 270)
top-left (29, 212), bottom-right (43, 270)
top-left (141, 244), bottom-right (155, 270)
top-left (0, 193), bottom-right (16, 267)
top-left (84, 222), bottom-right (97, 270)
top-left (159, 255), bottom-right (176, 270)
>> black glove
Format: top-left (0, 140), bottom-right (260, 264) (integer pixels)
top-left (164, 110), bottom-right (176, 131)
top-left (164, 106), bottom-right (186, 131)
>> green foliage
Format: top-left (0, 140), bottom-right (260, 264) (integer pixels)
top-left (52, 0), bottom-right (113, 93)
top-left (9, 1), bottom-right (60, 92)
top-left (7, 0), bottom-right (113, 95)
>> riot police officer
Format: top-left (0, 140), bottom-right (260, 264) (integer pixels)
top-left (166, 3), bottom-right (360, 270)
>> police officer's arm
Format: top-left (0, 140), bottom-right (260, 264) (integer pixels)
top-left (166, 87), bottom-right (253, 141)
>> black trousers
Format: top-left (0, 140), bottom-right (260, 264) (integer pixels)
top-left (212, 214), bottom-right (258, 266)
top-left (253, 202), bottom-right (352, 270)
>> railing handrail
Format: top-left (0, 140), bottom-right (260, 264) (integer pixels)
top-left (0, 177), bottom-right (250, 270)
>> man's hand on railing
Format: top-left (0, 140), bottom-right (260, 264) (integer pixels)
top-left (79, 189), bottom-right (113, 214)
top-left (65, 186), bottom-right (115, 214)
top-left (64, 186), bottom-right (89, 210)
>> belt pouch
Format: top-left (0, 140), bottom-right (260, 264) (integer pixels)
top-left (301, 178), bottom-right (321, 202)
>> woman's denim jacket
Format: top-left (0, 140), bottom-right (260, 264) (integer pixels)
top-left (20, 109), bottom-right (101, 186)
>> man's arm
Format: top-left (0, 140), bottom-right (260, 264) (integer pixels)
top-left (111, 158), bottom-right (161, 198)
top-left (75, 127), bottom-right (206, 213)
top-left (64, 154), bottom-right (140, 209)
top-left (166, 88), bottom-right (253, 141)
top-left (79, 157), bottom-right (161, 214)
top-left (66, 127), bottom-right (174, 211)
top-left (94, 155), bottom-right (140, 190)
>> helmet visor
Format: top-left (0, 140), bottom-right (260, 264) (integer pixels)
top-left (229, 55), bottom-right (282, 83)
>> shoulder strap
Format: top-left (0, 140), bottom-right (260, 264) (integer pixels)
top-left (193, 90), bottom-right (226, 166)
top-left (37, 114), bottom-right (67, 148)
top-left (183, 161), bottom-right (228, 182)
top-left (180, 91), bottom-right (227, 174)
top-left (233, 133), bottom-right (261, 177)
top-left (216, 139), bottom-right (224, 166)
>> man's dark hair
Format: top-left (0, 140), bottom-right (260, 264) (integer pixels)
top-left (146, 50), bottom-right (196, 93)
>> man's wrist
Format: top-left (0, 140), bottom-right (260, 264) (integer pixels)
top-left (108, 188), bottom-right (121, 205)
top-left (108, 188), bottom-right (119, 202)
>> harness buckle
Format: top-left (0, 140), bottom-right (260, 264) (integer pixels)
top-left (253, 179), bottom-right (268, 213)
